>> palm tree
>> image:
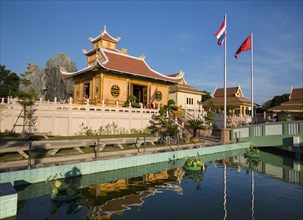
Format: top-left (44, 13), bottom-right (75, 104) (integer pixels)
top-left (186, 119), bottom-right (204, 138)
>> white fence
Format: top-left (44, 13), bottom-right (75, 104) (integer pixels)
top-left (214, 113), bottom-right (253, 128)
top-left (0, 98), bottom-right (158, 136)
top-left (232, 121), bottom-right (302, 139)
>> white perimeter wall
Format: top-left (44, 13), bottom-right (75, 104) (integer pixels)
top-left (0, 99), bottom-right (158, 136)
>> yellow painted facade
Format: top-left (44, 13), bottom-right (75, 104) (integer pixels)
top-left (72, 69), bottom-right (171, 107)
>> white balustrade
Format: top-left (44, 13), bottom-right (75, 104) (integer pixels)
top-left (0, 98), bottom-right (158, 136)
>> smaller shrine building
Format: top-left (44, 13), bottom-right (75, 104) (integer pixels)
top-left (268, 87), bottom-right (303, 120)
top-left (203, 86), bottom-right (255, 119)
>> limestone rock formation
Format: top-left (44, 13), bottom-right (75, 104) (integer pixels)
top-left (19, 62), bottom-right (47, 98)
top-left (45, 53), bottom-right (76, 101)
top-left (20, 53), bottom-right (76, 101)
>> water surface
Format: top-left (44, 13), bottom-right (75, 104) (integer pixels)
top-left (15, 148), bottom-right (303, 220)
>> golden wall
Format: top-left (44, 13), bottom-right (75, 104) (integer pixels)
top-left (103, 75), bottom-right (128, 105)
top-left (72, 71), bottom-right (170, 107)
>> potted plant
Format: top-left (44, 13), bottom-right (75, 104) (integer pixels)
top-left (244, 146), bottom-right (260, 158)
top-left (50, 179), bottom-right (80, 202)
top-left (183, 153), bottom-right (205, 171)
top-left (122, 95), bottom-right (141, 108)
top-left (186, 119), bottom-right (204, 143)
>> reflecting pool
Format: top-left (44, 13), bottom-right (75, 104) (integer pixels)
top-left (14, 148), bottom-right (303, 220)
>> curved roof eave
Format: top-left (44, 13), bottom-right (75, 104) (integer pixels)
top-left (99, 48), bottom-right (183, 83)
top-left (82, 48), bottom-right (97, 55)
top-left (97, 60), bottom-right (180, 83)
top-left (61, 48), bottom-right (183, 84)
top-left (141, 58), bottom-right (183, 83)
top-left (90, 30), bottom-right (120, 44)
top-left (60, 60), bottom-right (102, 79)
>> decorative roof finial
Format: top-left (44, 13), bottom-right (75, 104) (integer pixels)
top-left (104, 24), bottom-right (107, 31)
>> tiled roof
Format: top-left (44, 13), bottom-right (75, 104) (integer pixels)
top-left (82, 48), bottom-right (97, 55)
top-left (167, 73), bottom-right (179, 77)
top-left (268, 102), bottom-right (303, 112)
top-left (169, 84), bottom-right (206, 95)
top-left (268, 88), bottom-right (303, 112)
top-left (268, 104), bottom-right (303, 112)
top-left (62, 48), bottom-right (183, 83)
top-left (202, 96), bottom-right (254, 107)
top-left (268, 87), bottom-right (303, 112)
top-left (89, 27), bottom-right (120, 43)
top-left (100, 49), bottom-right (182, 83)
top-left (101, 32), bottom-right (119, 43)
top-left (290, 88), bottom-right (303, 100)
top-left (213, 87), bottom-right (240, 97)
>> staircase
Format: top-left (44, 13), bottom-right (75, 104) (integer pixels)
top-left (168, 108), bottom-right (218, 141)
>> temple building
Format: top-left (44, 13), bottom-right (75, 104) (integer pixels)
top-left (203, 86), bottom-right (254, 115)
top-left (268, 87), bottom-right (303, 120)
top-left (203, 86), bottom-right (255, 126)
top-left (60, 25), bottom-right (183, 108)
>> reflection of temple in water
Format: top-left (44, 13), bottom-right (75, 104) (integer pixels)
top-left (82, 168), bottom-right (184, 219)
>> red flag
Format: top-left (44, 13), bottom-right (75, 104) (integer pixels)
top-left (235, 35), bottom-right (251, 59)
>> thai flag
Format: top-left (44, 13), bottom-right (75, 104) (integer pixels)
top-left (214, 16), bottom-right (226, 46)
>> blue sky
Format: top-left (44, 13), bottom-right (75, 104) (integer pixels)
top-left (1, 0), bottom-right (302, 105)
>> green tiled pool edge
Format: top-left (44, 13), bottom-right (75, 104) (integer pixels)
top-left (0, 142), bottom-right (250, 187)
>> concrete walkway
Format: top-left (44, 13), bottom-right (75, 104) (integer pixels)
top-left (0, 136), bottom-right (220, 172)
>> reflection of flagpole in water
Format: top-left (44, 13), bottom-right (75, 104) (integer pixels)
top-left (251, 171), bottom-right (255, 220)
top-left (223, 162), bottom-right (227, 220)
top-left (96, 184), bottom-right (99, 198)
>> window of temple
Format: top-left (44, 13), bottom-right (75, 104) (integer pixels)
top-left (111, 85), bottom-right (120, 97)
top-left (156, 91), bottom-right (162, 101)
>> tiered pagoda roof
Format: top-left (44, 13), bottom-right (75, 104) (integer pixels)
top-left (89, 25), bottom-right (121, 44)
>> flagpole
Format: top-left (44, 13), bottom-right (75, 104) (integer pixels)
top-left (224, 14), bottom-right (227, 129)
top-left (251, 33), bottom-right (254, 124)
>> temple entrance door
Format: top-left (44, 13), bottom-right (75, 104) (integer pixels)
top-left (133, 84), bottom-right (147, 106)
top-left (84, 82), bottom-right (90, 99)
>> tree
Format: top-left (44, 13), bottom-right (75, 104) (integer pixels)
top-left (186, 119), bottom-right (204, 137)
top-left (204, 111), bottom-right (215, 130)
top-left (11, 71), bottom-right (38, 135)
top-left (165, 99), bottom-right (178, 111)
top-left (262, 100), bottom-right (272, 110)
top-left (262, 93), bottom-right (290, 111)
top-left (17, 88), bottom-right (38, 134)
top-left (270, 94), bottom-right (289, 108)
top-left (0, 65), bottom-right (20, 97)
top-left (123, 94), bottom-right (141, 108)
top-left (202, 91), bottom-right (212, 102)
